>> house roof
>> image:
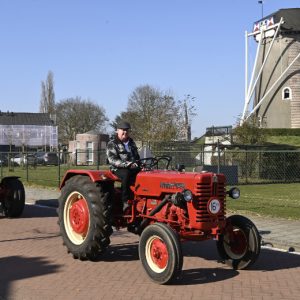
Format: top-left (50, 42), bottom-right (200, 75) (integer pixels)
top-left (0, 112), bottom-right (55, 126)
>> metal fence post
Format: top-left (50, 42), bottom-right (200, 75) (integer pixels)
top-left (58, 149), bottom-right (61, 187)
top-left (26, 151), bottom-right (29, 182)
top-left (245, 148), bottom-right (248, 184)
top-left (284, 152), bottom-right (286, 182)
top-left (217, 139), bottom-right (220, 174)
top-left (97, 150), bottom-right (100, 170)
top-left (0, 156), bottom-right (2, 179)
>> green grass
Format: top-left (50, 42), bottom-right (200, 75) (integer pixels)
top-left (227, 183), bottom-right (300, 220)
top-left (0, 164), bottom-right (109, 187)
top-left (266, 135), bottom-right (300, 147)
top-left (1, 165), bottom-right (299, 220)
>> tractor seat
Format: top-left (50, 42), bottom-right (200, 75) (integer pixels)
top-left (105, 171), bottom-right (136, 192)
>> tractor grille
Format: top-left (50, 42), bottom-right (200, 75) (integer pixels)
top-left (194, 179), bottom-right (226, 222)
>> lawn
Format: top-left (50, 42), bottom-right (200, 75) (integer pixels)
top-left (267, 135), bottom-right (300, 147)
top-left (227, 183), bottom-right (300, 220)
top-left (0, 164), bottom-right (109, 187)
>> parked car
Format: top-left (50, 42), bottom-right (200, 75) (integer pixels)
top-left (26, 154), bottom-right (38, 167)
top-left (10, 153), bottom-right (37, 167)
top-left (35, 152), bottom-right (59, 166)
top-left (10, 154), bottom-right (24, 166)
top-left (0, 154), bottom-right (8, 166)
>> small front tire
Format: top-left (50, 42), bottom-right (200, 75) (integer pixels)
top-left (217, 215), bottom-right (261, 269)
top-left (139, 223), bottom-right (182, 284)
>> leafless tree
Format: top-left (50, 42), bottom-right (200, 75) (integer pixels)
top-left (56, 97), bottom-right (108, 144)
top-left (40, 71), bottom-right (55, 115)
top-left (115, 85), bottom-right (179, 143)
top-left (112, 85), bottom-right (197, 143)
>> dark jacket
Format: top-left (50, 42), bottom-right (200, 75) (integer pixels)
top-left (106, 136), bottom-right (140, 171)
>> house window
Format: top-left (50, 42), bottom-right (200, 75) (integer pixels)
top-left (86, 142), bottom-right (93, 164)
top-left (282, 87), bottom-right (292, 100)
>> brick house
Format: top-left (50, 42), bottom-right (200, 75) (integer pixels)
top-left (68, 131), bottom-right (109, 165)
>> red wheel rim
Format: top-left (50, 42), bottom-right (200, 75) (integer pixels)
top-left (150, 238), bottom-right (168, 269)
top-left (228, 229), bottom-right (248, 255)
top-left (69, 198), bottom-right (89, 234)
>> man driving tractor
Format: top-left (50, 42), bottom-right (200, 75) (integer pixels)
top-left (106, 120), bottom-right (140, 212)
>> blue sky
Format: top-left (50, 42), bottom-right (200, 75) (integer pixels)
top-left (1, 0), bottom-right (299, 138)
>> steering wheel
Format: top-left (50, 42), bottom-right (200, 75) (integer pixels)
top-left (156, 155), bottom-right (172, 170)
top-left (138, 155), bottom-right (172, 170)
top-left (138, 157), bottom-right (159, 170)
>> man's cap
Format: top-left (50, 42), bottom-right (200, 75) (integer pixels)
top-left (117, 120), bottom-right (131, 129)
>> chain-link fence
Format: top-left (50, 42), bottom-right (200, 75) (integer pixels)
top-left (1, 147), bottom-right (300, 186)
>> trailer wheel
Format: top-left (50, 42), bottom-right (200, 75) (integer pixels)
top-left (2, 177), bottom-right (25, 218)
top-left (58, 175), bottom-right (113, 260)
top-left (216, 215), bottom-right (261, 270)
top-left (139, 223), bottom-right (182, 284)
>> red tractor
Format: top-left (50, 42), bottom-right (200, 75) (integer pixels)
top-left (57, 156), bottom-right (261, 284)
top-left (0, 176), bottom-right (25, 218)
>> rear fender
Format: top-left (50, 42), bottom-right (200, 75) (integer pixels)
top-left (59, 169), bottom-right (119, 189)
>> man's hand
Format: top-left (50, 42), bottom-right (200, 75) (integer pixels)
top-left (129, 162), bottom-right (139, 169)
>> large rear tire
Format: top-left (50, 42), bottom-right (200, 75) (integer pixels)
top-left (139, 223), bottom-right (183, 284)
top-left (2, 177), bottom-right (25, 218)
top-left (216, 215), bottom-right (261, 270)
top-left (58, 175), bottom-right (113, 260)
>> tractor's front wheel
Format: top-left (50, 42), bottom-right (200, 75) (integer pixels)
top-left (58, 175), bottom-right (113, 260)
top-left (139, 223), bottom-right (183, 284)
top-left (216, 215), bottom-right (261, 269)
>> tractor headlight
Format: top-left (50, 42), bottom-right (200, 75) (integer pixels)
top-left (182, 189), bottom-right (193, 202)
top-left (171, 189), bottom-right (193, 207)
top-left (171, 192), bottom-right (184, 206)
top-left (227, 187), bottom-right (240, 199)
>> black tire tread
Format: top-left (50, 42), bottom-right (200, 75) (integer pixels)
top-left (155, 222), bottom-right (183, 274)
top-left (217, 214), bottom-right (261, 270)
top-left (2, 178), bottom-right (25, 218)
top-left (139, 223), bottom-right (182, 284)
top-left (58, 175), bottom-right (113, 260)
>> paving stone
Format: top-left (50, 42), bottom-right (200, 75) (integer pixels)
top-left (0, 186), bottom-right (298, 299)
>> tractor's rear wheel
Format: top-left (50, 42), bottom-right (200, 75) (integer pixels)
top-left (58, 175), bottom-right (113, 260)
top-left (216, 215), bottom-right (261, 269)
top-left (139, 223), bottom-right (182, 284)
top-left (2, 177), bottom-right (25, 218)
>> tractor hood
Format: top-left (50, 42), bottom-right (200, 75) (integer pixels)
top-left (134, 170), bottom-right (226, 197)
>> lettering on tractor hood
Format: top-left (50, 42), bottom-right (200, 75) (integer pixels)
top-left (160, 182), bottom-right (185, 189)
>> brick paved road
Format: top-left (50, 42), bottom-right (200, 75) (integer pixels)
top-left (0, 205), bottom-right (300, 300)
